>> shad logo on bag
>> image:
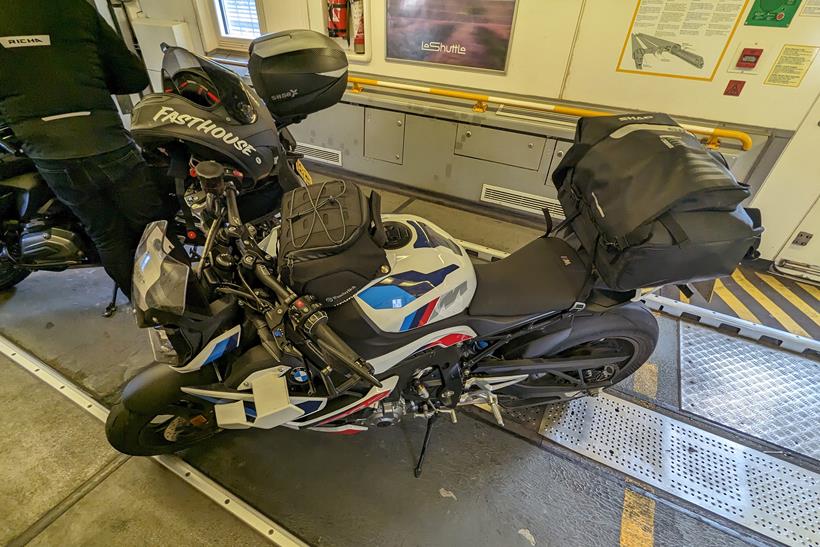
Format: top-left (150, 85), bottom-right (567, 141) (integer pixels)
top-left (618, 115), bottom-right (653, 122)
top-left (152, 106), bottom-right (259, 159)
top-left (0, 35), bottom-right (51, 48)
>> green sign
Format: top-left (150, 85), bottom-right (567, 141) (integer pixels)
top-left (745, 0), bottom-right (802, 27)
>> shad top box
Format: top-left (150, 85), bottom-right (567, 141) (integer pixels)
top-left (249, 30), bottom-right (348, 124)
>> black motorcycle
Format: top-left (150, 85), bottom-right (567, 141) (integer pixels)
top-left (0, 36), bottom-right (335, 302)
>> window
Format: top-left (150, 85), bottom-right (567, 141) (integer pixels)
top-left (214, 0), bottom-right (262, 40)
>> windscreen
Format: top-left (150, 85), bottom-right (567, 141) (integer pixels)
top-left (162, 46), bottom-right (257, 125)
top-left (133, 221), bottom-right (190, 317)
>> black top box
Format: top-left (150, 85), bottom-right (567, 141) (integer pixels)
top-left (249, 30), bottom-right (349, 125)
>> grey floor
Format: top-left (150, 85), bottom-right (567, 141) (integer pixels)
top-left (0, 354), bottom-right (266, 546)
top-left (0, 172), bottom-right (808, 545)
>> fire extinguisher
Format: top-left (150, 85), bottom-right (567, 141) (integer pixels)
top-left (327, 0), bottom-right (349, 40)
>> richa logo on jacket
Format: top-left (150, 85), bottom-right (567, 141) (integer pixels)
top-left (0, 35), bottom-right (51, 48)
top-left (152, 106), bottom-right (257, 157)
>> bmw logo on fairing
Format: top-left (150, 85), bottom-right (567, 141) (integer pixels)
top-left (290, 368), bottom-right (310, 384)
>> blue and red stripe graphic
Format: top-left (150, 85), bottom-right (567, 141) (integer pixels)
top-left (400, 297), bottom-right (440, 331)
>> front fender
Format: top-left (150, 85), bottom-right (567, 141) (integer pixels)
top-left (121, 363), bottom-right (217, 415)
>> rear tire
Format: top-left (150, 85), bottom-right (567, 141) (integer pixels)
top-left (499, 303), bottom-right (658, 407)
top-left (0, 260), bottom-right (30, 290)
top-left (106, 400), bottom-right (220, 456)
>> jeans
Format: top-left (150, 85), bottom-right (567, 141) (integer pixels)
top-left (34, 144), bottom-right (165, 298)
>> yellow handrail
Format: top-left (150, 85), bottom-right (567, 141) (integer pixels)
top-left (347, 76), bottom-right (754, 151)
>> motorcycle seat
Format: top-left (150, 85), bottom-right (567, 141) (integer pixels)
top-left (469, 237), bottom-right (588, 317)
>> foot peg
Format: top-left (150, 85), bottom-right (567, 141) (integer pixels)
top-left (488, 392), bottom-right (504, 427)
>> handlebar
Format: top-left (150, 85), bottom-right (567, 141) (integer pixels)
top-left (198, 168), bottom-right (380, 390)
top-left (252, 263), bottom-right (381, 388)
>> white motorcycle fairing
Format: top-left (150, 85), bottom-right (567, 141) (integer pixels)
top-left (354, 215), bottom-right (476, 334)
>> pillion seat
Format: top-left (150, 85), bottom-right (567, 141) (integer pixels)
top-left (469, 237), bottom-right (588, 317)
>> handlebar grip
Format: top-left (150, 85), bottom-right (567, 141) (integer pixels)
top-left (311, 321), bottom-right (382, 388)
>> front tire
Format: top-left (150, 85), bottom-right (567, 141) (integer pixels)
top-left (499, 303), bottom-right (658, 407)
top-left (0, 260), bottom-right (30, 290)
top-left (106, 399), bottom-right (220, 456)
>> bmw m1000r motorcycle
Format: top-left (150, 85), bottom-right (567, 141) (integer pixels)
top-left (0, 42), bottom-right (312, 295)
top-left (106, 30), bottom-right (759, 474)
top-left (105, 164), bottom-right (658, 473)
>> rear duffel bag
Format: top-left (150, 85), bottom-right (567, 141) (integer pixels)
top-left (576, 206), bottom-right (761, 291)
top-left (552, 113), bottom-right (762, 291)
top-left (278, 180), bottom-right (389, 306)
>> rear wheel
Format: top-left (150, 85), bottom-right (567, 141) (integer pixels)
top-left (498, 304), bottom-right (658, 408)
top-left (0, 259), bottom-right (30, 290)
top-left (105, 398), bottom-right (220, 456)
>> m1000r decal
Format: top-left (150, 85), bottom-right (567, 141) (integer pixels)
top-left (152, 106), bottom-right (258, 157)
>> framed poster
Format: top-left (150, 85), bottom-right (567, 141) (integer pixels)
top-left (616, 0), bottom-right (750, 81)
top-left (386, 0), bottom-right (518, 72)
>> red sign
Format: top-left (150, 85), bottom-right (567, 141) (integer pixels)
top-left (737, 48), bottom-right (763, 69)
top-left (724, 80), bottom-right (746, 96)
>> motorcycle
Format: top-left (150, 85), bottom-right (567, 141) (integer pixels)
top-left (0, 40), bottom-right (318, 306)
top-left (105, 170), bottom-right (659, 476)
top-left (105, 31), bottom-right (667, 473)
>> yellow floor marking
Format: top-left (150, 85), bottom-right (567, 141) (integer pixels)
top-left (797, 281), bottom-right (820, 302)
top-left (633, 363), bottom-right (658, 399)
top-left (620, 489), bottom-right (655, 547)
top-left (756, 273), bottom-right (820, 328)
top-left (713, 278), bottom-right (761, 324)
top-left (731, 270), bottom-right (810, 337)
top-left (677, 289), bottom-right (690, 304)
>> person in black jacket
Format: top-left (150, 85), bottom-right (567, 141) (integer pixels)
top-left (0, 0), bottom-right (164, 298)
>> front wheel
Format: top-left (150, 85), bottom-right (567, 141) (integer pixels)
top-left (105, 399), bottom-right (220, 456)
top-left (0, 259), bottom-right (30, 290)
top-left (498, 304), bottom-right (659, 408)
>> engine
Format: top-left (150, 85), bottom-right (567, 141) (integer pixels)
top-left (18, 221), bottom-right (90, 267)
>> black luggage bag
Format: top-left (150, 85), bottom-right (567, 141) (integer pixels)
top-left (552, 113), bottom-right (763, 291)
top-left (278, 180), bottom-right (389, 306)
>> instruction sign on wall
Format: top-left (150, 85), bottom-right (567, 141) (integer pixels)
top-left (616, 0), bottom-right (750, 81)
top-left (764, 44), bottom-right (818, 86)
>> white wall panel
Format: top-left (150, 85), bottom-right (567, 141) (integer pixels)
top-left (751, 91), bottom-right (820, 259)
top-left (140, 0), bottom-right (208, 55)
top-left (307, 0), bottom-right (584, 100)
top-left (563, 0), bottom-right (820, 130)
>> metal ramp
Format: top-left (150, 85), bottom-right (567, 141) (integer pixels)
top-left (680, 323), bottom-right (820, 460)
top-left (540, 393), bottom-right (820, 547)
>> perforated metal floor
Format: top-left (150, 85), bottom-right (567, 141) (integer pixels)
top-left (680, 324), bottom-right (820, 461)
top-left (540, 393), bottom-right (820, 546)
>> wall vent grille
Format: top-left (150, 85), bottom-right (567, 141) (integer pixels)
top-left (295, 143), bottom-right (343, 166)
top-left (480, 184), bottom-right (564, 218)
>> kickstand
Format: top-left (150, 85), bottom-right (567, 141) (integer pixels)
top-left (103, 283), bottom-right (119, 318)
top-left (414, 413), bottom-right (439, 478)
